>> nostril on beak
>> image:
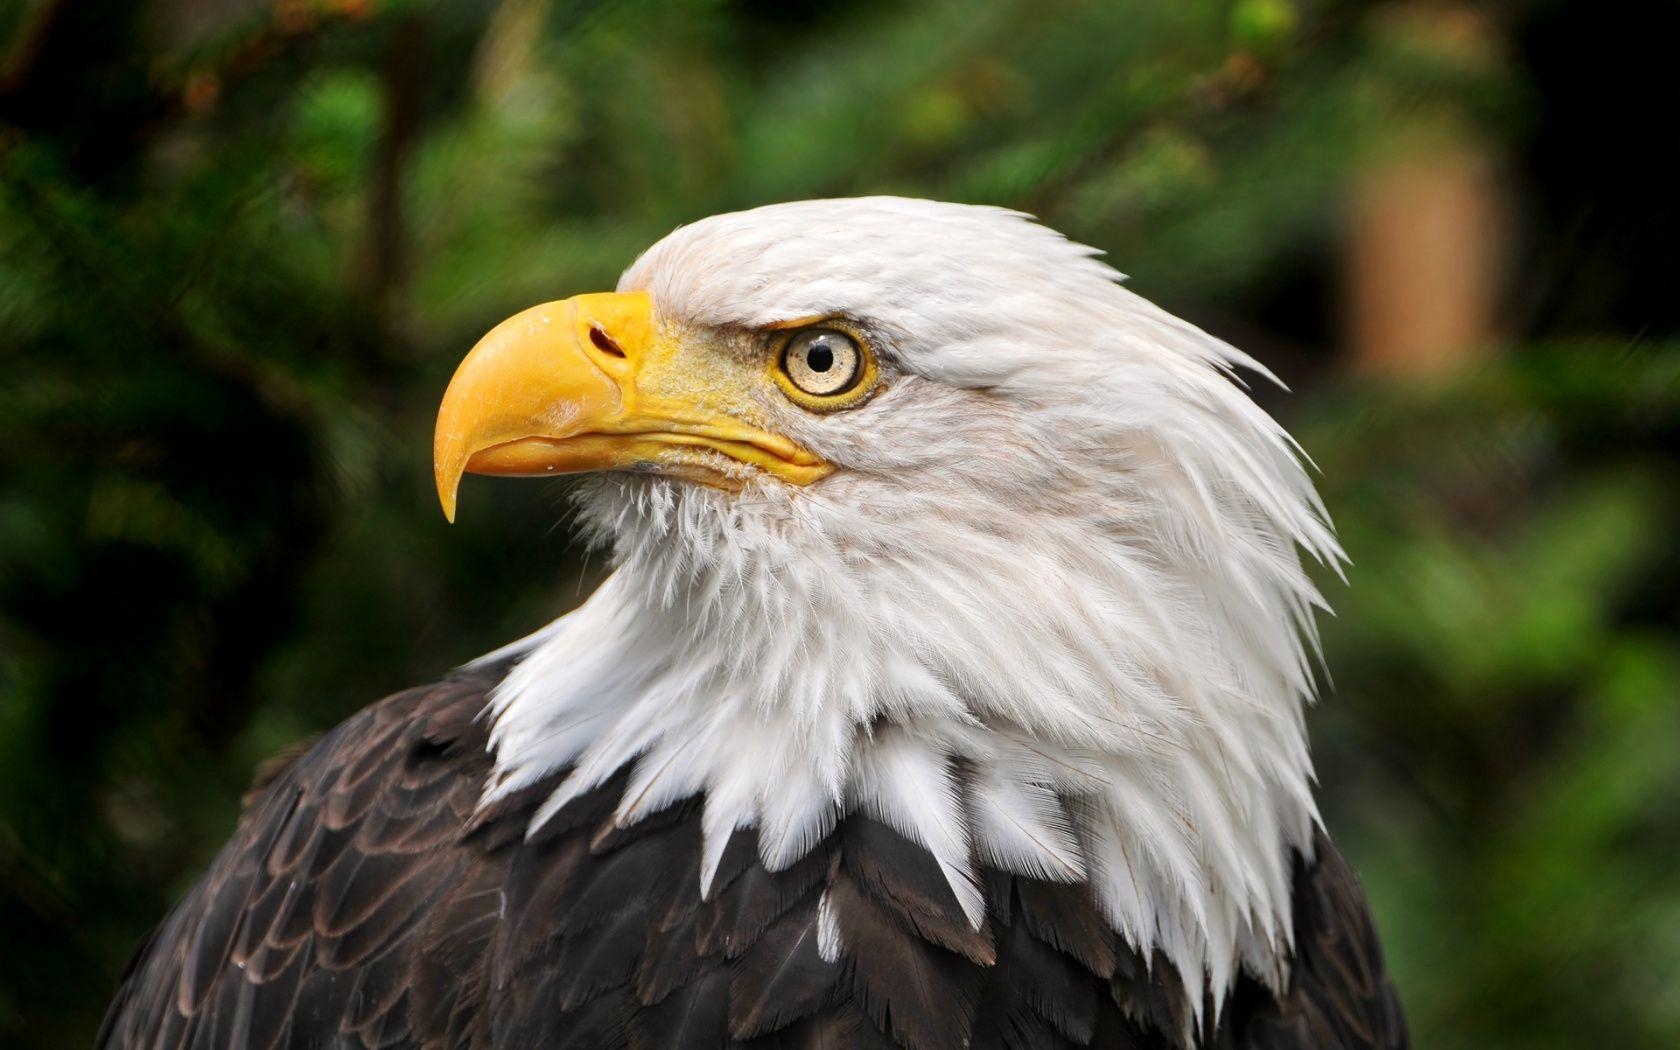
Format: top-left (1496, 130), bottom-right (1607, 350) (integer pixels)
top-left (589, 325), bottom-right (626, 359)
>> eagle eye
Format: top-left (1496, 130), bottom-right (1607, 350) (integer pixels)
top-left (777, 327), bottom-right (872, 407)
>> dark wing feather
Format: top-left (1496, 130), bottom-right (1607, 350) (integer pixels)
top-left (1216, 832), bottom-right (1409, 1050)
top-left (551, 907), bottom-right (651, 1010)
top-left (628, 968), bottom-right (731, 1050)
top-left (98, 668), bottom-right (506, 1050)
top-left (841, 817), bottom-right (996, 965)
top-left (827, 867), bottom-right (982, 1050)
top-left (972, 875), bottom-right (1150, 1050)
top-left (698, 845), bottom-right (829, 959)
top-left (636, 907), bottom-right (706, 1006)
top-left (728, 907), bottom-right (840, 1039)
top-left (1014, 877), bottom-right (1118, 979)
top-left (972, 915), bottom-right (1082, 1050)
top-left (744, 1007), bottom-right (902, 1050)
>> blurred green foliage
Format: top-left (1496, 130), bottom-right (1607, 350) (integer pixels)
top-left (1303, 347), bottom-right (1680, 1046)
top-left (1, 0), bottom-right (1675, 1046)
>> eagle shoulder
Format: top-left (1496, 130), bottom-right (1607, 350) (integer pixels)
top-left (97, 666), bottom-right (505, 1050)
top-left (1214, 835), bottom-right (1409, 1049)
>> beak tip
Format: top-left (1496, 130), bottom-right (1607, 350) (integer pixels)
top-left (435, 457), bottom-right (462, 524)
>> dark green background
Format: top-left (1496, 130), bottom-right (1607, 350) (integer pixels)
top-left (3, 1), bottom-right (1677, 1045)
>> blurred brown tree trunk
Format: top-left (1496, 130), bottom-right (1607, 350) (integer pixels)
top-left (1346, 148), bottom-right (1506, 375)
top-left (1343, 4), bottom-right (1509, 378)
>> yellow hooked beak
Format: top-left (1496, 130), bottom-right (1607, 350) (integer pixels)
top-left (433, 291), bottom-right (831, 521)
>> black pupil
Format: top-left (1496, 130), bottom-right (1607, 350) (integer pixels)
top-left (806, 342), bottom-right (834, 373)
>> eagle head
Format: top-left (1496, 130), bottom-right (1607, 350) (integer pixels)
top-left (433, 197), bottom-right (1343, 1008)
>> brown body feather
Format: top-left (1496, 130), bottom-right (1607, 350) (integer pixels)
top-left (99, 667), bottom-right (1406, 1049)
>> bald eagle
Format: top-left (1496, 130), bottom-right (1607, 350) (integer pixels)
top-left (100, 198), bottom-right (1405, 1049)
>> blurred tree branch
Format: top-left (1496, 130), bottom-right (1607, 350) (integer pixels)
top-left (368, 14), bottom-right (424, 352)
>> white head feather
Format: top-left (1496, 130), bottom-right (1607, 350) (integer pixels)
top-left (476, 197), bottom-right (1344, 1017)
